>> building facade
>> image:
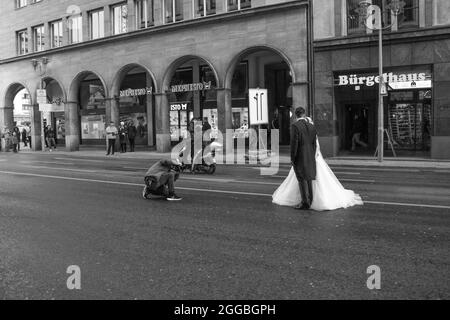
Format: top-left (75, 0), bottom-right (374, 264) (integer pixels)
top-left (313, 0), bottom-right (450, 159)
top-left (0, 0), bottom-right (311, 153)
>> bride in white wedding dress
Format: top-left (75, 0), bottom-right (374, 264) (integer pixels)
top-left (272, 119), bottom-right (363, 211)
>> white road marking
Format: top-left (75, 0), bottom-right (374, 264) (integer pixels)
top-left (0, 170), bottom-right (449, 210)
top-left (28, 166), bottom-right (97, 173)
top-left (271, 175), bottom-right (374, 183)
top-left (53, 157), bottom-right (106, 163)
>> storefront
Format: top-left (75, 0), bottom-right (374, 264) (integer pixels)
top-left (334, 66), bottom-right (433, 155)
top-left (118, 68), bottom-right (154, 146)
top-left (168, 62), bottom-right (217, 144)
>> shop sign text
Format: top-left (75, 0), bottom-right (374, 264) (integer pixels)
top-left (120, 87), bottom-right (153, 97)
top-left (170, 103), bottom-right (188, 111)
top-left (171, 81), bottom-right (212, 93)
top-left (337, 72), bottom-right (427, 87)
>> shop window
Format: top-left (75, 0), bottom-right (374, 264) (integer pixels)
top-left (169, 67), bottom-right (193, 142)
top-left (194, 0), bottom-right (216, 18)
top-left (90, 9), bottom-right (105, 40)
top-left (50, 20), bottom-right (63, 48)
top-left (69, 14), bottom-right (83, 44)
top-left (231, 61), bottom-right (249, 137)
top-left (164, 0), bottom-right (183, 24)
top-left (136, 0), bottom-right (154, 28)
top-left (398, 0), bottom-right (419, 29)
top-left (119, 71), bottom-right (151, 145)
top-left (33, 25), bottom-right (45, 52)
top-left (17, 29), bottom-right (28, 55)
top-left (112, 3), bottom-right (128, 35)
top-left (228, 0), bottom-right (251, 12)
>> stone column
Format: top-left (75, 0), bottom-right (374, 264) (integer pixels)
top-left (64, 101), bottom-right (80, 151)
top-left (154, 93), bottom-right (171, 152)
top-left (30, 105), bottom-right (42, 151)
top-left (146, 77), bottom-right (155, 146)
top-left (154, 0), bottom-right (164, 26)
top-left (104, 5), bottom-right (112, 37)
top-left (111, 96), bottom-right (121, 150)
top-left (44, 21), bottom-right (51, 50)
top-left (192, 60), bottom-right (201, 118)
top-left (291, 82), bottom-right (309, 116)
top-left (82, 11), bottom-right (89, 41)
top-left (62, 17), bottom-right (70, 46)
top-left (127, 0), bottom-right (136, 32)
top-left (216, 87), bottom-right (232, 152)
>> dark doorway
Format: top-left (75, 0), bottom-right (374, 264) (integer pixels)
top-left (265, 62), bottom-right (292, 145)
top-left (344, 103), bottom-right (372, 152)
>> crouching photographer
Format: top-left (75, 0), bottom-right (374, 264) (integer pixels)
top-left (143, 159), bottom-right (182, 201)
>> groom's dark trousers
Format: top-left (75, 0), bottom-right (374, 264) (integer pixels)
top-left (294, 168), bottom-right (313, 207)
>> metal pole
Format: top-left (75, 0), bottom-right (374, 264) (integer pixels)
top-left (378, 25), bottom-right (384, 162)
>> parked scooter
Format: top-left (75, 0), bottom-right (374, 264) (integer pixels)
top-left (173, 140), bottom-right (222, 174)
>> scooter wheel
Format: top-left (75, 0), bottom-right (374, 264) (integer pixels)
top-left (206, 164), bottom-right (216, 174)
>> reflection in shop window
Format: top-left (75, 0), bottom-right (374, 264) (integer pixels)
top-left (194, 0), bottom-right (216, 18)
top-left (164, 0), bottom-right (183, 24)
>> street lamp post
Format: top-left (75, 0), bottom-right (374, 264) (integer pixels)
top-left (357, 0), bottom-right (405, 162)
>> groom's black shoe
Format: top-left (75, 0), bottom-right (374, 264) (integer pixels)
top-left (295, 203), bottom-right (310, 210)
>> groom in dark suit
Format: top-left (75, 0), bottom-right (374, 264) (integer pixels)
top-left (290, 107), bottom-right (318, 210)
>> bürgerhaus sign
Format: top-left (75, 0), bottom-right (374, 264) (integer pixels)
top-left (171, 81), bottom-right (212, 93)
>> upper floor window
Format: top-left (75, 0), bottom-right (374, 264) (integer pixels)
top-left (17, 29), bottom-right (28, 55)
top-left (347, 0), bottom-right (366, 34)
top-left (136, 0), bottom-right (154, 29)
top-left (163, 0), bottom-right (183, 24)
top-left (398, 0), bottom-right (419, 29)
top-left (69, 14), bottom-right (83, 44)
top-left (194, 0), bottom-right (216, 18)
top-left (227, 0), bottom-right (251, 12)
top-left (33, 25), bottom-right (45, 52)
top-left (50, 20), bottom-right (63, 48)
top-left (112, 3), bottom-right (128, 35)
top-left (434, 0), bottom-right (450, 25)
top-left (16, 0), bottom-right (27, 8)
top-left (31, 0), bottom-right (42, 3)
top-left (90, 9), bottom-right (105, 39)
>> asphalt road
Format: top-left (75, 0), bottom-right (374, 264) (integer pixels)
top-left (0, 152), bottom-right (449, 299)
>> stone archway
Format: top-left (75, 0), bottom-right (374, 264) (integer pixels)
top-left (157, 55), bottom-right (220, 152)
top-left (1, 82), bottom-right (36, 151)
top-left (111, 63), bottom-right (158, 148)
top-left (67, 71), bottom-right (108, 151)
top-left (223, 46), bottom-right (303, 147)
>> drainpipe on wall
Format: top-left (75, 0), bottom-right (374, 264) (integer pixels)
top-left (307, 0), bottom-right (315, 119)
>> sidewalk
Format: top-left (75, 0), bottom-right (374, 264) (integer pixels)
top-left (11, 147), bottom-right (450, 169)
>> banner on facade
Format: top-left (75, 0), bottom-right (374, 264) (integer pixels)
top-left (36, 89), bottom-right (47, 105)
top-left (39, 103), bottom-right (64, 112)
top-left (249, 88), bottom-right (268, 125)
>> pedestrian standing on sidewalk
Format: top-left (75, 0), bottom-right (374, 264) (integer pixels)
top-left (105, 121), bottom-right (118, 155)
top-left (46, 126), bottom-right (56, 151)
top-left (128, 121), bottom-right (137, 152)
top-left (21, 128), bottom-right (27, 147)
top-left (26, 125), bottom-right (32, 149)
top-left (119, 121), bottom-right (128, 153)
top-left (13, 126), bottom-right (21, 151)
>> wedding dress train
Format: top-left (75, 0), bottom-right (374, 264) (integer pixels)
top-left (272, 142), bottom-right (363, 211)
